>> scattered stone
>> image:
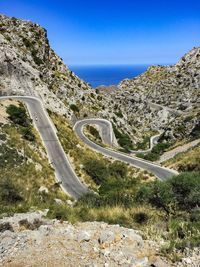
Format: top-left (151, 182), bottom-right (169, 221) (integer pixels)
top-left (54, 198), bottom-right (63, 205)
top-left (38, 186), bottom-right (49, 194)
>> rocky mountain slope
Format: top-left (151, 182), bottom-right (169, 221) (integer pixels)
top-left (0, 14), bottom-right (200, 266)
top-left (97, 48), bottom-right (200, 144)
top-left (117, 48), bottom-right (200, 141)
top-left (0, 14), bottom-right (101, 120)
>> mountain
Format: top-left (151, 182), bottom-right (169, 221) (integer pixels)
top-left (1, 14), bottom-right (200, 149)
top-left (0, 14), bottom-right (100, 120)
top-left (97, 47), bottom-right (200, 145)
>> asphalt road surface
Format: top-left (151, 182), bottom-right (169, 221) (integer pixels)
top-left (74, 119), bottom-right (178, 180)
top-left (79, 118), bottom-right (116, 146)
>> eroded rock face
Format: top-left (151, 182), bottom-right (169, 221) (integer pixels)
top-left (117, 48), bottom-right (200, 140)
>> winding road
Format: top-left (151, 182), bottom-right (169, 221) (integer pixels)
top-left (0, 95), bottom-right (178, 199)
top-left (0, 96), bottom-right (88, 199)
top-left (74, 120), bottom-right (178, 180)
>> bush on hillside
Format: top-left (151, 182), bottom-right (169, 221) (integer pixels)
top-left (20, 127), bottom-right (35, 141)
top-left (87, 125), bottom-right (101, 141)
top-left (83, 158), bottom-right (108, 185)
top-left (6, 104), bottom-right (30, 127)
top-left (137, 142), bottom-right (171, 161)
top-left (109, 161), bottom-right (128, 179)
top-left (136, 172), bottom-right (200, 215)
top-left (70, 104), bottom-right (79, 113)
top-left (0, 178), bottom-right (23, 204)
top-left (133, 212), bottom-right (149, 224)
top-left (112, 124), bottom-right (133, 151)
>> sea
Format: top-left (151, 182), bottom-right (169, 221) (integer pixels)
top-left (69, 65), bottom-right (150, 88)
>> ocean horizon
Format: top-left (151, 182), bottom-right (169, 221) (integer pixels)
top-left (69, 64), bottom-right (150, 88)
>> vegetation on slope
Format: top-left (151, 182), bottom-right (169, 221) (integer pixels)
top-left (84, 125), bottom-right (102, 145)
top-left (49, 111), bottom-right (146, 189)
top-left (0, 101), bottom-right (70, 217)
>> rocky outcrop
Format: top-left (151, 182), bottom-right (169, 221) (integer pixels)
top-left (0, 212), bottom-right (199, 267)
top-left (0, 212), bottom-right (175, 267)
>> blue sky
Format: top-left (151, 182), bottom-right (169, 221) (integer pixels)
top-left (0, 0), bottom-right (200, 65)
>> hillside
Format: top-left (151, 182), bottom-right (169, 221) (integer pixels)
top-left (118, 48), bottom-right (200, 142)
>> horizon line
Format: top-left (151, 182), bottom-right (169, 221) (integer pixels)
top-left (68, 62), bottom-right (174, 67)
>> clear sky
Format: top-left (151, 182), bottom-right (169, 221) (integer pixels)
top-left (0, 0), bottom-right (200, 65)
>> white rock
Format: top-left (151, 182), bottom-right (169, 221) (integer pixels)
top-left (38, 186), bottom-right (48, 194)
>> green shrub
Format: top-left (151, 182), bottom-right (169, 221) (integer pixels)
top-left (0, 178), bottom-right (23, 204)
top-left (109, 161), bottom-right (128, 179)
top-left (31, 50), bottom-right (43, 65)
top-left (70, 104), bottom-right (79, 113)
top-left (136, 172), bottom-right (200, 215)
top-left (147, 181), bottom-right (176, 215)
top-left (133, 212), bottom-right (149, 224)
top-left (114, 111), bottom-right (123, 118)
top-left (83, 158), bottom-right (108, 185)
top-left (78, 192), bottom-right (103, 208)
top-left (169, 172), bottom-right (200, 211)
top-left (112, 124), bottom-right (133, 151)
top-left (47, 204), bottom-right (68, 220)
top-left (87, 125), bottom-right (101, 141)
top-left (20, 127), bottom-right (35, 141)
top-left (0, 144), bottom-right (23, 168)
top-left (137, 142), bottom-right (171, 161)
top-left (23, 37), bottom-right (32, 48)
top-left (6, 104), bottom-right (30, 127)
top-left (133, 136), bottom-right (150, 150)
top-left (0, 133), bottom-right (6, 141)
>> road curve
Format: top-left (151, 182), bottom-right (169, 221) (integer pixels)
top-left (0, 96), bottom-right (88, 199)
top-left (130, 132), bottom-right (162, 154)
top-left (79, 118), bottom-right (117, 147)
top-left (74, 119), bottom-right (178, 180)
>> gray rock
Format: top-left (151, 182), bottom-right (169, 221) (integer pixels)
top-left (99, 230), bottom-right (115, 244)
top-left (77, 230), bottom-right (92, 242)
